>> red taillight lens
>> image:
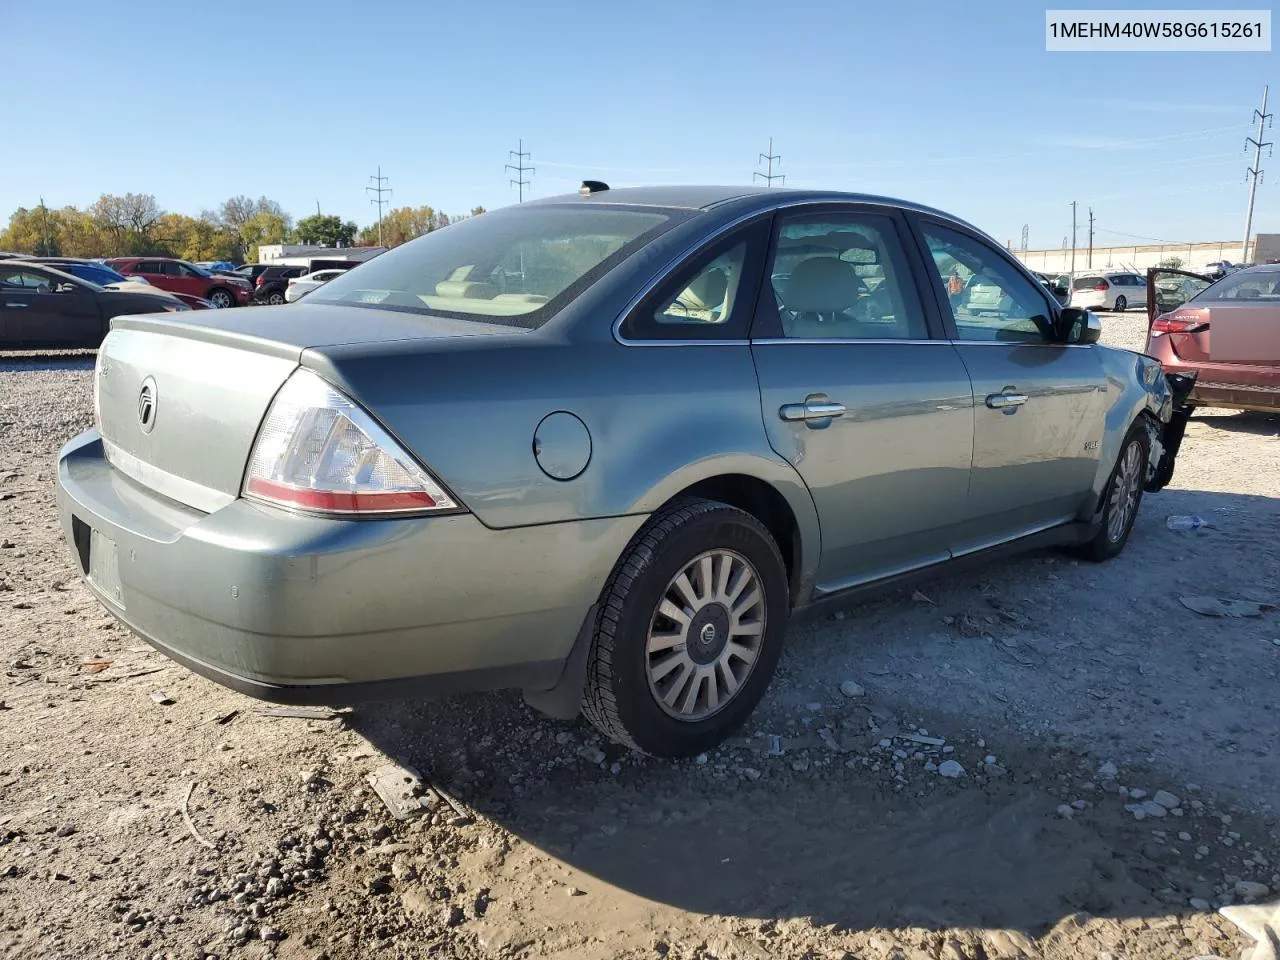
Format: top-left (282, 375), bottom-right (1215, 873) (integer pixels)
top-left (243, 370), bottom-right (459, 516)
top-left (1094, 281), bottom-right (1108, 291)
top-left (1151, 315), bottom-right (1209, 334)
top-left (255, 276), bottom-right (265, 287)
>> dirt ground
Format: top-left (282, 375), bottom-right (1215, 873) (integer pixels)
top-left (2, 312), bottom-right (1278, 960)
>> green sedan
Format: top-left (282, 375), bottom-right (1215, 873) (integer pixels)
top-left (56, 183), bottom-right (1195, 757)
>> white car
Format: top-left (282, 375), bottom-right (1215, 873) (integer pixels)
top-left (285, 268), bottom-right (348, 302)
top-left (1068, 272), bottom-right (1148, 312)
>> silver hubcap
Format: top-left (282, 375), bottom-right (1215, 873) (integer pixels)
top-left (1107, 440), bottom-right (1143, 542)
top-left (645, 549), bottom-right (766, 722)
top-left (212, 292), bottom-right (231, 307)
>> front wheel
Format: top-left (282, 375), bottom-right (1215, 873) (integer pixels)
top-left (1113, 296), bottom-right (1127, 312)
top-left (581, 499), bottom-right (789, 757)
top-left (1081, 424), bottom-right (1149, 562)
top-left (208, 288), bottom-right (235, 309)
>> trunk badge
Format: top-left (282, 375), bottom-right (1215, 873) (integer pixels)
top-left (137, 378), bottom-right (158, 433)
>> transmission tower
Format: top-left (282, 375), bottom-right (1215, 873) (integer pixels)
top-left (1242, 85), bottom-right (1273, 263)
top-left (366, 167), bottom-right (392, 247)
top-left (506, 140), bottom-right (534, 202)
top-left (754, 138), bottom-right (785, 186)
top-left (1020, 224), bottom-right (1029, 253)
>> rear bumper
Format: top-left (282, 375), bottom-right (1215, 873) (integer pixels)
top-left (57, 430), bottom-right (643, 704)
top-left (1156, 360), bottom-right (1280, 413)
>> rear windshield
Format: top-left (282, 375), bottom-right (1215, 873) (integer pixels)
top-left (1073, 276), bottom-right (1106, 289)
top-left (1193, 270), bottom-right (1280, 302)
top-left (310, 203), bottom-right (683, 329)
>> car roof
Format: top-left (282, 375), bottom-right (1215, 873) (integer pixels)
top-left (525, 184), bottom-right (985, 229)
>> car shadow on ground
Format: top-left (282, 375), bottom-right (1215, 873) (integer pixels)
top-left (0, 352), bottom-right (95, 373)
top-left (1192, 409), bottom-right (1280, 436)
top-left (344, 490), bottom-right (1280, 937)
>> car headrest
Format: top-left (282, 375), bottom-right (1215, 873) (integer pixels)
top-left (675, 268), bottom-right (729, 316)
top-left (785, 257), bottom-right (864, 313)
top-left (435, 279), bottom-right (498, 299)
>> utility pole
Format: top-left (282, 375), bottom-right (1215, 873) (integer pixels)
top-left (1242, 85), bottom-right (1272, 264)
top-left (1087, 207), bottom-right (1095, 268)
top-left (366, 167), bottom-right (392, 248)
top-left (506, 140), bottom-right (534, 202)
top-left (38, 196), bottom-right (51, 256)
top-left (1020, 224), bottom-right (1029, 254)
top-left (754, 138), bottom-right (785, 186)
top-left (316, 200), bottom-right (321, 216)
top-left (1070, 201), bottom-right (1078, 275)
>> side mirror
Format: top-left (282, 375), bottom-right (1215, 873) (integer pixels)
top-left (1057, 306), bottom-right (1101, 344)
top-left (56, 282), bottom-right (81, 294)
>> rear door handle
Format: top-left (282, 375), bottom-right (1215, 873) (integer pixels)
top-left (986, 390), bottom-right (1028, 409)
top-left (4, 302), bottom-right (29, 308)
top-left (780, 395), bottom-right (847, 424)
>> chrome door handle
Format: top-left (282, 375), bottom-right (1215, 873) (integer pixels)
top-left (780, 396), bottom-right (847, 422)
top-left (3, 303), bottom-right (28, 308)
top-left (985, 391), bottom-right (1028, 409)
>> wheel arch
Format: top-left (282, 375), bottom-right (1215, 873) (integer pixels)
top-left (644, 466), bottom-right (820, 606)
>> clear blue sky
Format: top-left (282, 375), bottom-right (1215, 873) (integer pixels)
top-left (5, 0), bottom-right (1274, 249)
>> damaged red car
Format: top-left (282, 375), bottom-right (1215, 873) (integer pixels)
top-left (1145, 264), bottom-right (1280, 414)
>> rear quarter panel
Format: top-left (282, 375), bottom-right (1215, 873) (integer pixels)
top-left (304, 337), bottom-right (822, 590)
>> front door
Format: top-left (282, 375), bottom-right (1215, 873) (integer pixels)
top-left (750, 207), bottom-right (975, 593)
top-left (910, 217), bottom-right (1108, 554)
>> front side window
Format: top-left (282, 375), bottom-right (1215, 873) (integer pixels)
top-left (920, 223), bottom-right (1052, 343)
top-left (765, 212), bottom-right (927, 340)
top-left (312, 203), bottom-right (684, 329)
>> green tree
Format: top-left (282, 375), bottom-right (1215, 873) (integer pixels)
top-left (90, 192), bottom-right (164, 254)
top-left (215, 195), bottom-right (293, 261)
top-left (470, 206), bottom-right (486, 217)
top-left (0, 206), bottom-right (61, 254)
top-left (296, 213), bottom-right (358, 247)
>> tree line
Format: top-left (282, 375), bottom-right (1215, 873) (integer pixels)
top-left (0, 194), bottom-right (488, 264)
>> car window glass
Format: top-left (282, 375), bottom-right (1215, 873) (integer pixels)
top-left (920, 223), bottom-right (1051, 343)
top-left (652, 243), bottom-right (747, 327)
top-left (767, 214), bottom-right (927, 340)
top-left (1, 270), bottom-right (50, 289)
top-left (161, 262), bottom-right (183, 276)
top-left (1196, 272), bottom-right (1280, 302)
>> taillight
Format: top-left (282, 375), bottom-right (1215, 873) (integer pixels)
top-left (1094, 281), bottom-right (1108, 291)
top-left (242, 369), bottom-right (459, 516)
top-left (1151, 315), bottom-right (1209, 335)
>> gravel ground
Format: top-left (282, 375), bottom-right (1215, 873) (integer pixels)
top-left (2, 313), bottom-right (1278, 960)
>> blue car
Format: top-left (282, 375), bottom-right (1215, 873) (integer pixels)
top-left (30, 259), bottom-right (143, 288)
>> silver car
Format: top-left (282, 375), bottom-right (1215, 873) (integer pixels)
top-left (57, 184), bottom-right (1194, 757)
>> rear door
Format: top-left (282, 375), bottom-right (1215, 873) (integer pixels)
top-left (131, 260), bottom-right (170, 292)
top-left (750, 205), bottom-right (975, 593)
top-left (908, 216), bottom-right (1108, 552)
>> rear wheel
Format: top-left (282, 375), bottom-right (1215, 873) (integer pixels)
top-left (267, 291), bottom-right (285, 306)
top-left (581, 499), bottom-right (789, 757)
top-left (1081, 424), bottom-right (1149, 562)
top-left (208, 288), bottom-right (235, 309)
top-left (1113, 295), bottom-right (1127, 312)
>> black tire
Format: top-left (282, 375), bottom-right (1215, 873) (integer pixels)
top-left (208, 288), bottom-right (235, 309)
top-left (1081, 423), bottom-right (1149, 562)
top-left (1113, 296), bottom-right (1127, 313)
top-left (581, 498), bottom-right (789, 757)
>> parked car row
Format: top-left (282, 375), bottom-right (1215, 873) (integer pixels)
top-left (105, 258), bottom-right (253, 309)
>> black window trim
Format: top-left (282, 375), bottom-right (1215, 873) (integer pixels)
top-left (617, 215), bottom-right (772, 343)
top-left (749, 201), bottom-right (948, 344)
top-left (903, 212), bottom-right (1068, 346)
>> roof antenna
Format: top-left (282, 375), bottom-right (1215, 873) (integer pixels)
top-left (579, 180), bottom-right (610, 196)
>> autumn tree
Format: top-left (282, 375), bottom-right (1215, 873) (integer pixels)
top-left (214, 195), bottom-right (294, 261)
top-left (295, 213), bottom-right (358, 247)
top-left (90, 193), bottom-right (164, 254)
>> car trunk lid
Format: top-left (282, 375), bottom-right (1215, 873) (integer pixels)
top-left (1203, 302), bottom-right (1280, 365)
top-left (97, 304), bottom-right (522, 513)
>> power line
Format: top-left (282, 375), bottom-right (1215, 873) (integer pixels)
top-left (1087, 208), bottom-right (1095, 268)
top-left (1070, 201), bottom-right (1077, 275)
top-left (1242, 85), bottom-right (1272, 263)
top-left (754, 137), bottom-right (785, 186)
top-left (506, 139), bottom-right (534, 202)
top-left (366, 167), bottom-right (392, 248)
